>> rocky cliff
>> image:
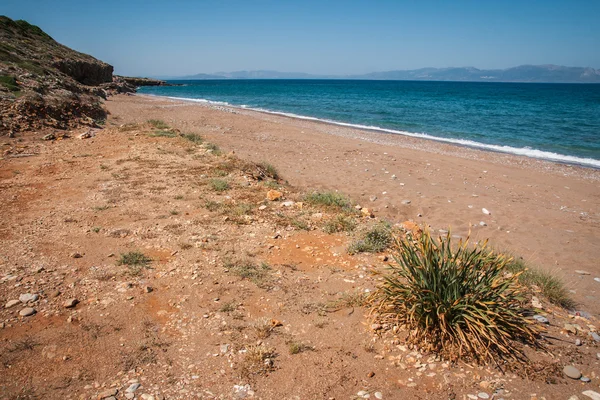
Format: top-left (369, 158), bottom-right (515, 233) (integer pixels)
top-left (0, 16), bottom-right (160, 136)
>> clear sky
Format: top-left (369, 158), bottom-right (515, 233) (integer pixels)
top-left (3, 0), bottom-right (600, 77)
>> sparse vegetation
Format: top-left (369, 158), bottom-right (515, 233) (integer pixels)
top-left (334, 290), bottom-right (368, 308)
top-left (92, 226), bottom-right (101, 233)
top-left (169, 209), bottom-right (179, 215)
top-left (241, 344), bottom-right (275, 377)
top-left (0, 75), bottom-right (19, 91)
top-left (205, 142), bottom-right (221, 155)
top-left (506, 258), bottom-right (575, 309)
top-left (226, 259), bottom-right (271, 287)
top-left (210, 178), bottom-right (229, 192)
top-left (93, 205), bottom-right (110, 211)
top-left (148, 119), bottom-right (170, 130)
top-left (117, 251), bottom-right (152, 267)
top-left (324, 214), bottom-right (356, 234)
top-left (204, 200), bottom-right (223, 212)
top-left (183, 133), bottom-right (203, 144)
top-left (371, 230), bottom-right (540, 364)
top-left (304, 190), bottom-right (351, 210)
top-left (219, 301), bottom-right (238, 313)
top-left (150, 130), bottom-right (177, 138)
top-left (258, 161), bottom-right (280, 180)
top-left (348, 223), bottom-right (392, 254)
top-left (288, 341), bottom-right (313, 355)
top-left (252, 317), bottom-right (274, 339)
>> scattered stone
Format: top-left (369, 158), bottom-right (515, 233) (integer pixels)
top-left (565, 324), bottom-right (578, 334)
top-left (594, 278), bottom-right (600, 283)
top-left (590, 332), bottom-right (600, 342)
top-left (531, 296), bottom-right (542, 309)
top-left (479, 221), bottom-right (487, 226)
top-left (281, 201), bottom-right (295, 207)
top-left (576, 270), bottom-right (591, 275)
top-left (19, 293), bottom-right (39, 303)
top-left (478, 393), bottom-right (490, 399)
top-left (369, 195), bottom-right (377, 202)
top-left (79, 130), bottom-right (95, 139)
top-left (126, 383), bottom-right (141, 393)
top-left (125, 393), bottom-right (135, 400)
top-left (266, 190), bottom-right (282, 201)
top-left (144, 286), bottom-right (153, 293)
top-left (481, 208), bottom-right (491, 215)
top-left (401, 199), bottom-right (411, 205)
top-left (233, 384), bottom-right (254, 399)
top-left (98, 388), bottom-right (118, 399)
top-left (71, 252), bottom-right (82, 258)
top-left (370, 323), bottom-right (382, 331)
top-left (564, 365), bottom-right (582, 379)
top-left (5, 299), bottom-right (20, 308)
top-left (582, 391), bottom-right (600, 400)
top-left (374, 392), bottom-right (383, 399)
top-left (140, 395), bottom-right (155, 400)
top-left (533, 315), bottom-right (549, 324)
top-left (367, 371), bottom-right (375, 378)
top-left (575, 339), bottom-right (582, 346)
top-left (64, 298), bottom-right (79, 308)
top-left (43, 133), bottom-right (56, 141)
top-left (19, 307), bottom-right (36, 317)
top-left (581, 376), bottom-right (591, 383)
top-left (258, 205), bottom-right (267, 211)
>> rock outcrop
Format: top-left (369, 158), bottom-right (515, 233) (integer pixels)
top-left (0, 16), bottom-right (149, 136)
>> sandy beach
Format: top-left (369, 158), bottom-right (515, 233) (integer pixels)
top-left (109, 94), bottom-right (600, 314)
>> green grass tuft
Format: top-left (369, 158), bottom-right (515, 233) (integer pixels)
top-left (117, 251), bottom-right (152, 267)
top-left (210, 178), bottom-right (229, 192)
top-left (258, 162), bottom-right (280, 180)
top-left (0, 75), bottom-right (19, 91)
top-left (348, 223), bottom-right (392, 254)
top-left (304, 191), bottom-right (351, 210)
top-left (147, 119), bottom-right (170, 129)
top-left (183, 133), bottom-right (203, 144)
top-left (371, 230), bottom-right (540, 364)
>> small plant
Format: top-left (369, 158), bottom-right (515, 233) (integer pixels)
top-left (241, 344), bottom-right (275, 376)
top-left (226, 259), bottom-right (271, 287)
top-left (252, 317), bottom-right (274, 339)
top-left (324, 214), bottom-right (356, 234)
top-left (205, 142), bottom-right (221, 155)
top-left (169, 210), bottom-right (179, 215)
top-left (0, 75), bottom-right (18, 91)
top-left (370, 230), bottom-right (540, 364)
top-left (258, 162), bottom-right (280, 180)
top-left (335, 291), bottom-right (368, 308)
top-left (93, 205), bottom-right (110, 211)
top-left (304, 191), bottom-right (351, 210)
top-left (174, 195), bottom-right (184, 200)
top-left (100, 164), bottom-right (108, 170)
top-left (506, 258), bottom-right (575, 309)
top-left (92, 226), bottom-right (101, 233)
top-left (148, 119), bottom-right (169, 129)
top-left (348, 223), bottom-right (392, 254)
top-left (117, 251), bottom-right (152, 267)
top-left (219, 301), bottom-right (238, 313)
top-left (288, 341), bottom-right (312, 355)
top-left (179, 242), bottom-right (193, 250)
top-left (150, 130), bottom-right (177, 138)
top-left (204, 200), bottom-right (222, 212)
top-left (291, 218), bottom-right (310, 231)
top-left (183, 133), bottom-right (203, 144)
top-left (210, 178), bottom-right (229, 192)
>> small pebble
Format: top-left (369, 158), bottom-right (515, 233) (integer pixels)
top-left (478, 393), bottom-right (490, 399)
top-left (126, 383), bottom-right (141, 393)
top-left (581, 376), bottom-right (591, 383)
top-left (374, 392), bottom-right (383, 399)
top-left (533, 315), bottom-right (549, 324)
top-left (563, 365), bottom-right (582, 379)
top-left (575, 339), bottom-right (582, 346)
top-left (64, 299), bottom-right (78, 308)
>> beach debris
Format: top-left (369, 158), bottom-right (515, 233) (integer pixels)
top-left (266, 190), bottom-right (282, 201)
top-left (482, 208), bottom-right (491, 215)
top-left (564, 365), bottom-right (582, 379)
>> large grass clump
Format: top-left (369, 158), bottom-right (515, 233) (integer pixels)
top-left (371, 230), bottom-right (539, 364)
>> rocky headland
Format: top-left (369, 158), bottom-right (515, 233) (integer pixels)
top-left (0, 16), bottom-right (165, 136)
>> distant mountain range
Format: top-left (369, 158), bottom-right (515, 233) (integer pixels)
top-left (163, 65), bottom-right (600, 83)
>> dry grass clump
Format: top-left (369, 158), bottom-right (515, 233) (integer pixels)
top-left (226, 259), bottom-right (271, 287)
top-left (348, 223), bottom-right (392, 254)
top-left (370, 230), bottom-right (540, 364)
top-left (147, 119), bottom-right (170, 129)
top-left (288, 341), bottom-right (313, 355)
top-left (210, 178), bottom-right (229, 192)
top-left (323, 214), bottom-right (356, 234)
top-left (183, 133), bottom-right (203, 144)
top-left (506, 258), bottom-right (575, 309)
top-left (257, 161), bottom-right (280, 180)
top-left (117, 251), bottom-right (152, 267)
top-left (241, 344), bottom-right (275, 377)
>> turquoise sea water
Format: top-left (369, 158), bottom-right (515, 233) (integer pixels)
top-left (138, 80), bottom-right (600, 168)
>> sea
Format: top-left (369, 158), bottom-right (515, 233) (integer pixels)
top-left (138, 80), bottom-right (600, 168)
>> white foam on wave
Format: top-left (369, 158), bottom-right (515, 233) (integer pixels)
top-left (152, 94), bottom-right (600, 169)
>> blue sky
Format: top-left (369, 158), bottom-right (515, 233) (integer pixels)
top-left (3, 0), bottom-right (599, 77)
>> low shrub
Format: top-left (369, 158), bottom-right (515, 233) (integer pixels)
top-left (304, 191), bottom-right (351, 210)
top-left (348, 223), bottom-right (392, 254)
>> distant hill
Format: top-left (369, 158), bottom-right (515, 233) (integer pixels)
top-left (175, 65), bottom-right (600, 83)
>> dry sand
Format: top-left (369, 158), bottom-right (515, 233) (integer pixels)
top-left (109, 94), bottom-right (600, 314)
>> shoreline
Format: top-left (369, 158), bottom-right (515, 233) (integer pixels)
top-left (139, 93), bottom-right (600, 170)
top-left (107, 94), bottom-right (600, 315)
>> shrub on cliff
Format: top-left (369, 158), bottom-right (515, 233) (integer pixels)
top-left (370, 230), bottom-right (539, 363)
